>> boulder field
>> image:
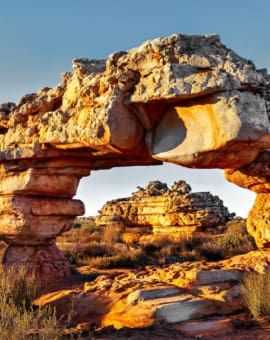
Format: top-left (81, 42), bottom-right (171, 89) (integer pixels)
top-left (1, 34), bottom-right (270, 276)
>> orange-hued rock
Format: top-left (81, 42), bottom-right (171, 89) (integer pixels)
top-left (0, 158), bottom-right (89, 278)
top-left (96, 180), bottom-right (232, 236)
top-left (225, 169), bottom-right (270, 193)
top-left (225, 151), bottom-right (270, 248)
top-left (247, 194), bottom-right (270, 248)
top-left (3, 244), bottom-right (71, 279)
top-left (1, 34), bottom-right (269, 168)
top-left (1, 34), bottom-right (270, 278)
top-left (34, 251), bottom-right (270, 329)
top-left (0, 196), bottom-right (84, 245)
top-left (225, 150), bottom-right (270, 194)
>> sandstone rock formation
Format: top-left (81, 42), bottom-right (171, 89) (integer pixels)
top-left (34, 250), bottom-right (270, 331)
top-left (96, 180), bottom-right (232, 238)
top-left (1, 33), bottom-right (270, 277)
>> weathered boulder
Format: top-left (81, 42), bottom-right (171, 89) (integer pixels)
top-left (225, 150), bottom-right (270, 248)
top-left (96, 180), bottom-right (232, 237)
top-left (1, 33), bottom-right (270, 276)
top-left (246, 194), bottom-right (270, 249)
top-left (147, 91), bottom-right (269, 168)
top-left (3, 244), bottom-right (71, 280)
top-left (225, 150), bottom-right (270, 193)
top-left (1, 34), bottom-right (269, 167)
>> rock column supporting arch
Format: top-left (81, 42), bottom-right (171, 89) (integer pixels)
top-left (225, 150), bottom-right (270, 249)
top-left (0, 157), bottom-right (90, 279)
top-left (1, 33), bottom-right (270, 278)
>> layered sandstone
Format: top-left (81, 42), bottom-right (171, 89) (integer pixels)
top-left (34, 250), bottom-right (270, 331)
top-left (1, 34), bottom-right (270, 277)
top-left (96, 180), bottom-right (232, 237)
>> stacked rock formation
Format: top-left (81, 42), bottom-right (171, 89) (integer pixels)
top-left (95, 180), bottom-right (232, 237)
top-left (1, 33), bottom-right (270, 277)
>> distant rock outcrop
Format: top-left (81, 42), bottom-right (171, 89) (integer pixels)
top-left (96, 180), bottom-right (233, 236)
top-left (1, 33), bottom-right (270, 278)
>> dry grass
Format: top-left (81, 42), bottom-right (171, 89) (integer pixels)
top-left (240, 270), bottom-right (270, 318)
top-left (0, 266), bottom-right (62, 339)
top-left (57, 218), bottom-right (256, 269)
top-left (198, 219), bottom-right (256, 261)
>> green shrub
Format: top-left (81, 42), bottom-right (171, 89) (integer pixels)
top-left (218, 224), bottom-right (256, 257)
top-left (240, 270), bottom-right (270, 317)
top-left (59, 217), bottom-right (256, 269)
top-left (0, 266), bottom-right (37, 311)
top-left (195, 219), bottom-right (256, 261)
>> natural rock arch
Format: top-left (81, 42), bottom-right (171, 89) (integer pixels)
top-left (0, 34), bottom-right (270, 279)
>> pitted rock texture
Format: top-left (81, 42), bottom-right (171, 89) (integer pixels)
top-left (34, 251), bottom-right (270, 330)
top-left (225, 150), bottom-right (270, 248)
top-left (3, 244), bottom-right (71, 279)
top-left (95, 180), bottom-right (232, 234)
top-left (1, 34), bottom-right (270, 168)
top-left (1, 33), bottom-right (270, 277)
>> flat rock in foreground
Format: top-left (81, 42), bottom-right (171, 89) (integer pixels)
top-left (34, 251), bottom-right (270, 331)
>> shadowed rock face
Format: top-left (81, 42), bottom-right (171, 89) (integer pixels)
top-left (0, 33), bottom-right (270, 278)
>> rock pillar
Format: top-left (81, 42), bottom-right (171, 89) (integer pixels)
top-left (0, 158), bottom-right (90, 279)
top-left (225, 151), bottom-right (270, 248)
top-left (1, 33), bottom-right (270, 278)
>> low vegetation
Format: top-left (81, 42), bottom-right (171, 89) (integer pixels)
top-left (241, 270), bottom-right (270, 318)
top-left (0, 217), bottom-right (259, 339)
top-left (57, 217), bottom-right (256, 269)
top-left (0, 266), bottom-right (62, 340)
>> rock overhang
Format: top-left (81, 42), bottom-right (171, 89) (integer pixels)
top-left (0, 33), bottom-right (269, 170)
top-left (1, 33), bottom-right (270, 276)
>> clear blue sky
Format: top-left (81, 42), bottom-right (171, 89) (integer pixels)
top-left (1, 0), bottom-right (269, 216)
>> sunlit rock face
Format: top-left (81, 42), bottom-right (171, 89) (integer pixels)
top-left (0, 33), bottom-right (270, 278)
top-left (95, 180), bottom-right (232, 236)
top-left (225, 150), bottom-right (270, 248)
top-left (2, 34), bottom-right (269, 168)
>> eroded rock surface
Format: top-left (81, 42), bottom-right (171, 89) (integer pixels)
top-left (96, 180), bottom-right (232, 237)
top-left (34, 250), bottom-right (270, 330)
top-left (1, 33), bottom-right (270, 276)
top-left (225, 150), bottom-right (270, 248)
